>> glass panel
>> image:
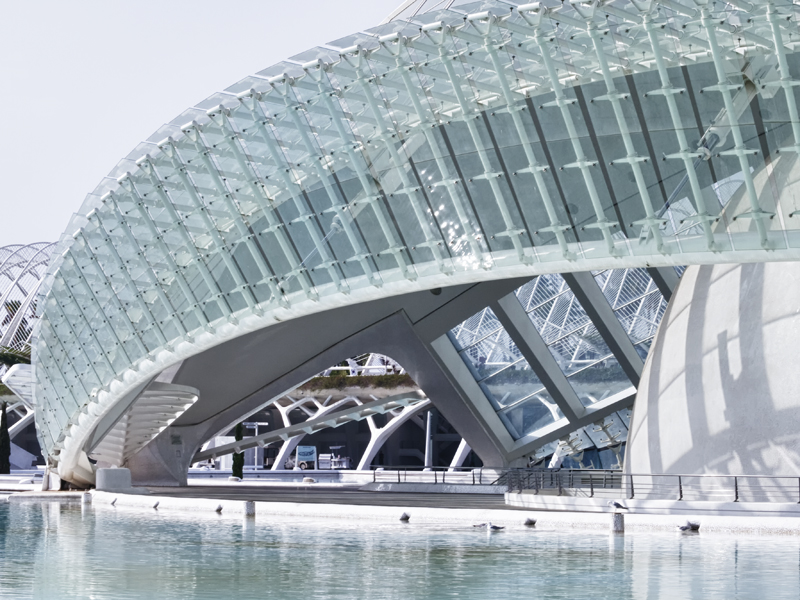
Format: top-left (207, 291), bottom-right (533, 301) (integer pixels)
top-left (480, 361), bottom-right (544, 409)
top-left (499, 394), bottom-right (562, 441)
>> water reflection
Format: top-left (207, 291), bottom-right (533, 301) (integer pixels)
top-left (1, 503), bottom-right (799, 599)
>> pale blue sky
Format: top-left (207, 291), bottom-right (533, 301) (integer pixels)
top-left (0, 1), bottom-right (401, 245)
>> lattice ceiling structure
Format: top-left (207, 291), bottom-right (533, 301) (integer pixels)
top-left (18, 0), bottom-right (800, 484)
top-left (0, 243), bottom-right (56, 355)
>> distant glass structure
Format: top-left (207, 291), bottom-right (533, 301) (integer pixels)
top-left (19, 0), bottom-right (800, 484)
top-left (0, 243), bottom-right (55, 355)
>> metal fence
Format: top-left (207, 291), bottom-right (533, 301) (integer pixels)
top-left (370, 465), bottom-right (500, 486)
top-left (499, 469), bottom-right (800, 504)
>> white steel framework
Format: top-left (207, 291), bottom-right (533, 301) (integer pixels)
top-left (22, 0), bottom-right (800, 484)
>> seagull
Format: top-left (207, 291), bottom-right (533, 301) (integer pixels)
top-left (215, 505), bottom-right (223, 513)
top-left (607, 501), bottom-right (628, 511)
top-left (524, 518), bottom-right (537, 527)
top-left (111, 498), bottom-right (117, 506)
top-left (152, 501), bottom-right (159, 510)
top-left (474, 522), bottom-right (504, 531)
top-left (677, 520), bottom-right (700, 532)
top-left (399, 512), bottom-right (410, 522)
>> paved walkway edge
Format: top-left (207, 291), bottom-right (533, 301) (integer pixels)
top-left (89, 491), bottom-right (800, 535)
top-left (360, 483), bottom-right (502, 494)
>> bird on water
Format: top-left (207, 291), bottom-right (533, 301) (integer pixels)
top-left (677, 521), bottom-right (700, 532)
top-left (473, 522), bottom-right (505, 531)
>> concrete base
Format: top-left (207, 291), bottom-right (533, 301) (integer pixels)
top-left (505, 490), bottom-right (800, 519)
top-left (40, 469), bottom-right (61, 492)
top-left (96, 468), bottom-right (132, 492)
top-left (611, 513), bottom-right (624, 532)
top-left (6, 491), bottom-right (86, 503)
top-left (88, 490), bottom-right (800, 535)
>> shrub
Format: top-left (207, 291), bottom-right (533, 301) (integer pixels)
top-left (299, 373), bottom-right (416, 392)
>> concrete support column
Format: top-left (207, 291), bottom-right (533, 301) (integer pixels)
top-left (611, 513), bottom-right (624, 533)
top-left (423, 410), bottom-right (434, 470)
top-left (448, 439), bottom-right (471, 471)
top-left (126, 423), bottom-right (210, 487)
top-left (357, 401), bottom-right (430, 470)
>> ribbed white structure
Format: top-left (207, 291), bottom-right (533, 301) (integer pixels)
top-left (29, 0), bottom-right (800, 483)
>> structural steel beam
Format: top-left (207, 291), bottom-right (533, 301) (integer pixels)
top-left (647, 267), bottom-right (681, 301)
top-left (562, 272), bottom-right (644, 386)
top-left (491, 293), bottom-right (586, 423)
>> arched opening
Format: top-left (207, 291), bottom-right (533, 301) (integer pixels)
top-left (192, 352), bottom-right (482, 473)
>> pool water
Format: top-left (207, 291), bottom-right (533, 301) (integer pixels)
top-left (1, 502), bottom-right (799, 599)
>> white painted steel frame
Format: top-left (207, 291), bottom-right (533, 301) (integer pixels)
top-left (30, 0), bottom-right (800, 483)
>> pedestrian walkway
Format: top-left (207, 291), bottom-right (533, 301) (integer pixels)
top-left (147, 485), bottom-right (518, 510)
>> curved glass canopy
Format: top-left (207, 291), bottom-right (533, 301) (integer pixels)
top-left (30, 0), bottom-right (800, 482)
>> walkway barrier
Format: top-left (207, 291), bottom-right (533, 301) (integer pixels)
top-left (370, 465), bottom-right (502, 486)
top-left (495, 469), bottom-right (800, 503)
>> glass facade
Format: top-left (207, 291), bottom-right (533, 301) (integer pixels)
top-left (448, 306), bottom-right (560, 440)
top-left (450, 267), bottom-right (667, 450)
top-left (27, 0), bottom-right (800, 479)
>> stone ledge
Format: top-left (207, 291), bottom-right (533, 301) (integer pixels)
top-left (76, 491), bottom-right (800, 535)
top-left (6, 491), bottom-right (86, 503)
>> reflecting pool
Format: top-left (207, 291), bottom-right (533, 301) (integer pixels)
top-left (1, 501), bottom-right (799, 599)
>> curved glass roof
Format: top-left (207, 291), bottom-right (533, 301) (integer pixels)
top-left (31, 0), bottom-right (800, 482)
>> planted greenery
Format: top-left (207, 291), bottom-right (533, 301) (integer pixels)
top-left (0, 345), bottom-right (31, 368)
top-left (299, 373), bottom-right (416, 392)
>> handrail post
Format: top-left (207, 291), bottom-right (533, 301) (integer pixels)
top-left (678, 475), bottom-right (683, 501)
top-left (558, 472), bottom-right (563, 496)
top-left (397, 469), bottom-right (400, 484)
top-left (479, 468), bottom-right (482, 485)
top-left (797, 477), bottom-right (800, 504)
top-left (472, 470), bottom-right (475, 485)
top-left (373, 469), bottom-right (376, 483)
top-left (629, 474), bottom-right (635, 500)
top-left (734, 476), bottom-right (739, 502)
top-left (589, 473), bottom-right (594, 498)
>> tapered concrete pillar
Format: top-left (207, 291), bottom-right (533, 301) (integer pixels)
top-left (423, 410), bottom-right (434, 470)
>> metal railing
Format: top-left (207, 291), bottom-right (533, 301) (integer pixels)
top-left (370, 465), bottom-right (501, 486)
top-left (498, 469), bottom-right (800, 504)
